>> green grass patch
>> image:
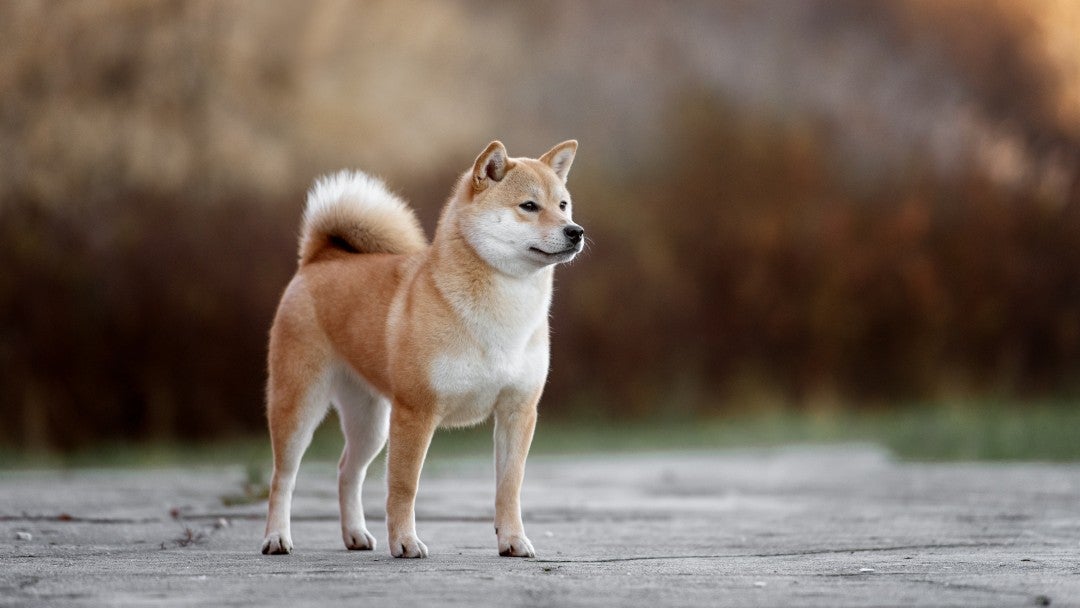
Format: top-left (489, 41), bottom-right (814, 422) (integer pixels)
top-left (539, 402), bottom-right (1080, 461)
top-left (2, 401), bottom-right (1079, 470)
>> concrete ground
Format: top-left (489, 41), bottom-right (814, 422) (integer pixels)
top-left (1, 445), bottom-right (1077, 607)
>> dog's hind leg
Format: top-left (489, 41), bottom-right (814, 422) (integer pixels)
top-left (261, 293), bottom-right (334, 555)
top-left (334, 369), bottom-right (390, 551)
top-left (261, 364), bottom-right (331, 554)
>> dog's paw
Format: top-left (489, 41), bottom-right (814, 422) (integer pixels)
top-left (389, 534), bottom-right (429, 558)
top-left (261, 532), bottom-right (293, 555)
top-left (497, 534), bottom-right (535, 558)
top-left (342, 528), bottom-right (376, 551)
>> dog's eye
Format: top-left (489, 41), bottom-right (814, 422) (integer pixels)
top-left (519, 201), bottom-right (539, 212)
top-left (559, 201), bottom-right (568, 211)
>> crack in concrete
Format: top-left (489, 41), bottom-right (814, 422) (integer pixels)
top-left (900, 577), bottom-right (1036, 599)
top-left (0, 513), bottom-right (159, 524)
top-left (532, 542), bottom-right (1013, 564)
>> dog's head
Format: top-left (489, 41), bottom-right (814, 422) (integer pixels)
top-left (457, 140), bottom-right (584, 277)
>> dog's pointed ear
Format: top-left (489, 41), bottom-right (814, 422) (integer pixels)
top-left (539, 140), bottom-right (577, 182)
top-left (472, 141), bottom-right (511, 191)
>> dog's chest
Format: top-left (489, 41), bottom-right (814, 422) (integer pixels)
top-left (428, 288), bottom-right (550, 427)
top-left (430, 326), bottom-right (547, 427)
top-left (422, 268), bottom-right (553, 427)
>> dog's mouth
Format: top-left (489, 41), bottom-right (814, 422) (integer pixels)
top-left (529, 246), bottom-right (579, 258)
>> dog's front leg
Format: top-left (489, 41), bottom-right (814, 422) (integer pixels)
top-left (493, 397), bottom-right (538, 557)
top-left (385, 403), bottom-right (436, 558)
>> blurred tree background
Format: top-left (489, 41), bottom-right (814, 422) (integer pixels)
top-left (2, 0), bottom-right (1080, 452)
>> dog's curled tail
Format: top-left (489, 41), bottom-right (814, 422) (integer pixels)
top-left (299, 170), bottom-right (428, 264)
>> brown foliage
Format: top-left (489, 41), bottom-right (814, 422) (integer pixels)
top-left (2, 1), bottom-right (1080, 449)
top-left (0, 194), bottom-right (297, 448)
top-left (548, 96), bottom-right (1080, 416)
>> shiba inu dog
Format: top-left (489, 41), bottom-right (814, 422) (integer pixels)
top-left (261, 140), bottom-right (583, 559)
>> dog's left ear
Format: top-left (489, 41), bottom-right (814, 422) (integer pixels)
top-left (539, 140), bottom-right (578, 183)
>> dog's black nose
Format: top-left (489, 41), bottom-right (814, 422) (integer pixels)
top-left (564, 224), bottom-right (584, 243)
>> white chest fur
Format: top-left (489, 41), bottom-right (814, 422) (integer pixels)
top-left (429, 271), bottom-right (552, 427)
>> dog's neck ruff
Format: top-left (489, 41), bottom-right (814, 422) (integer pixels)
top-left (428, 228), bottom-right (553, 347)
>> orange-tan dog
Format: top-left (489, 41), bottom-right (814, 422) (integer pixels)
top-left (261, 140), bottom-right (583, 558)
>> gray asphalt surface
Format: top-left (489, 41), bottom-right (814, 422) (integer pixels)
top-left (1, 445), bottom-right (1078, 607)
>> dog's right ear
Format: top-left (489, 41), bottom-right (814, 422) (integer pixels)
top-left (472, 141), bottom-right (510, 191)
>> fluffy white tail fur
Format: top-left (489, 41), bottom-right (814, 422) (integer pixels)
top-left (299, 170), bottom-right (427, 264)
